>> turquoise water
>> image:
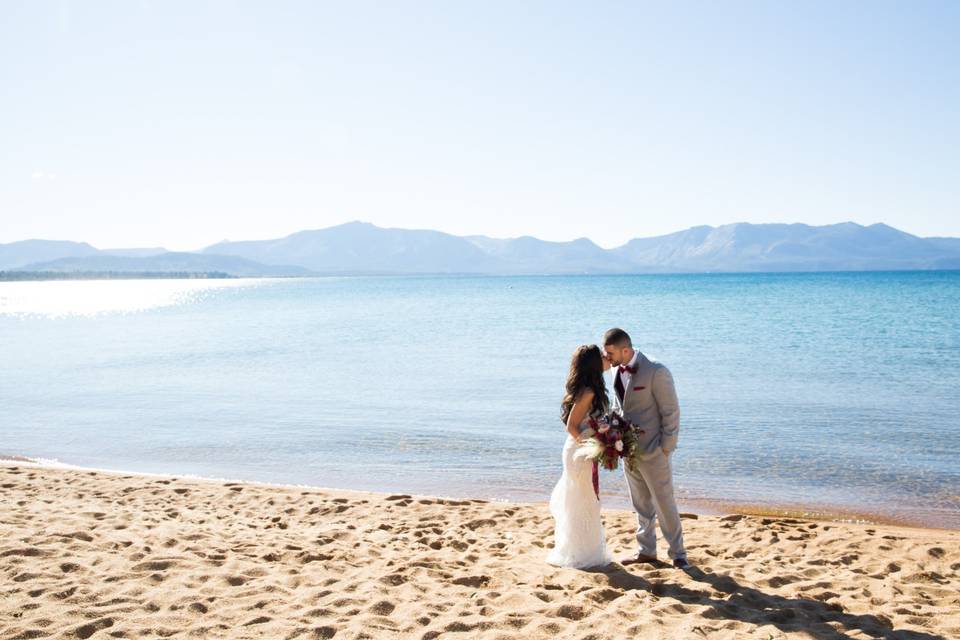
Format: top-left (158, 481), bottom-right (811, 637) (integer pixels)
top-left (1, 272), bottom-right (958, 528)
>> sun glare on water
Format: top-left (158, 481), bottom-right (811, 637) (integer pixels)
top-left (0, 278), bottom-right (265, 318)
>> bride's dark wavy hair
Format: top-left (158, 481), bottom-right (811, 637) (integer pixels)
top-left (560, 344), bottom-right (609, 424)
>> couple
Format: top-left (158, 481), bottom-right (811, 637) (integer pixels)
top-left (546, 328), bottom-right (689, 570)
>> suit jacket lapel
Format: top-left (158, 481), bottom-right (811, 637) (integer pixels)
top-left (622, 366), bottom-right (634, 411)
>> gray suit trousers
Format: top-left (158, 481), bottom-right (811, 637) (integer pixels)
top-left (623, 449), bottom-right (686, 560)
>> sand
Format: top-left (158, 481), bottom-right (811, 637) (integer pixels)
top-left (1, 462), bottom-right (958, 640)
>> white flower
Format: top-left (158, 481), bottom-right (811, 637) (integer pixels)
top-left (615, 440), bottom-right (624, 452)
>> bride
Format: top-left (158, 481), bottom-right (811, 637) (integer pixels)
top-left (546, 344), bottom-right (614, 569)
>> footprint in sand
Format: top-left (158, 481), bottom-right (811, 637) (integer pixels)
top-left (451, 575), bottom-right (491, 588)
top-left (766, 574), bottom-right (799, 588)
top-left (299, 552), bottom-right (334, 563)
top-left (69, 617), bottom-right (114, 639)
top-left (380, 573), bottom-right (407, 586)
top-left (1, 547), bottom-right (47, 558)
top-left (131, 560), bottom-right (176, 571)
top-left (587, 587), bottom-right (624, 603)
top-left (54, 531), bottom-right (93, 542)
top-left (13, 572), bottom-right (42, 583)
top-left (370, 600), bottom-right (396, 615)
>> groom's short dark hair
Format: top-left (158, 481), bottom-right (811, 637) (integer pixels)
top-left (603, 328), bottom-right (632, 347)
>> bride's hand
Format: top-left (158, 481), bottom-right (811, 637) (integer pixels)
top-left (578, 427), bottom-right (596, 442)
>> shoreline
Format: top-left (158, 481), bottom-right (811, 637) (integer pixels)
top-left (3, 454), bottom-right (954, 533)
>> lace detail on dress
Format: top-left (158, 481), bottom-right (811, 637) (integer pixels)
top-left (545, 426), bottom-right (613, 569)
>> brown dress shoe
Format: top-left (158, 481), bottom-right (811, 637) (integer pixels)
top-left (620, 553), bottom-right (658, 566)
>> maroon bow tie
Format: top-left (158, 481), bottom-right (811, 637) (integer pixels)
top-left (619, 364), bottom-right (637, 375)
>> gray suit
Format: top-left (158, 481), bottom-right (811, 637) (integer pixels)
top-left (613, 352), bottom-right (686, 560)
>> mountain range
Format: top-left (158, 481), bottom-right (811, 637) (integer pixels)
top-left (3, 221), bottom-right (960, 276)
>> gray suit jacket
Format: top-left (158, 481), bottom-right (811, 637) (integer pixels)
top-left (611, 353), bottom-right (680, 457)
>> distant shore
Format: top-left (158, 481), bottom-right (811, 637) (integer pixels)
top-left (4, 268), bottom-right (960, 282)
top-left (0, 270), bottom-right (238, 281)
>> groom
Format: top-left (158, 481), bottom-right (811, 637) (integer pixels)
top-left (603, 328), bottom-right (690, 569)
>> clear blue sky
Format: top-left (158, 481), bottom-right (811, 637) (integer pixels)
top-left (2, 1), bottom-right (958, 250)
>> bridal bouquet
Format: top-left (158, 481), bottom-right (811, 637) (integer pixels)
top-left (577, 413), bottom-right (635, 470)
top-left (575, 412), bottom-right (643, 498)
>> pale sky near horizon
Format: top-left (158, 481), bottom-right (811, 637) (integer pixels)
top-left (1, 1), bottom-right (958, 250)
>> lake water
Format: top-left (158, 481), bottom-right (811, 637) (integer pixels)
top-left (1, 272), bottom-right (958, 528)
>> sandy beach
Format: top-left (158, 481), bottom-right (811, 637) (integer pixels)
top-left (1, 461), bottom-right (957, 640)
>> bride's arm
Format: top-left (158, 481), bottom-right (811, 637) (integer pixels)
top-left (566, 390), bottom-right (596, 441)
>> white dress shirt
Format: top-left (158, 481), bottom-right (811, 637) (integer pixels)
top-left (619, 350), bottom-right (640, 388)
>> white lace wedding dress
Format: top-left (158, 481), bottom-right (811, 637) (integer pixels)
top-left (546, 417), bottom-right (613, 569)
